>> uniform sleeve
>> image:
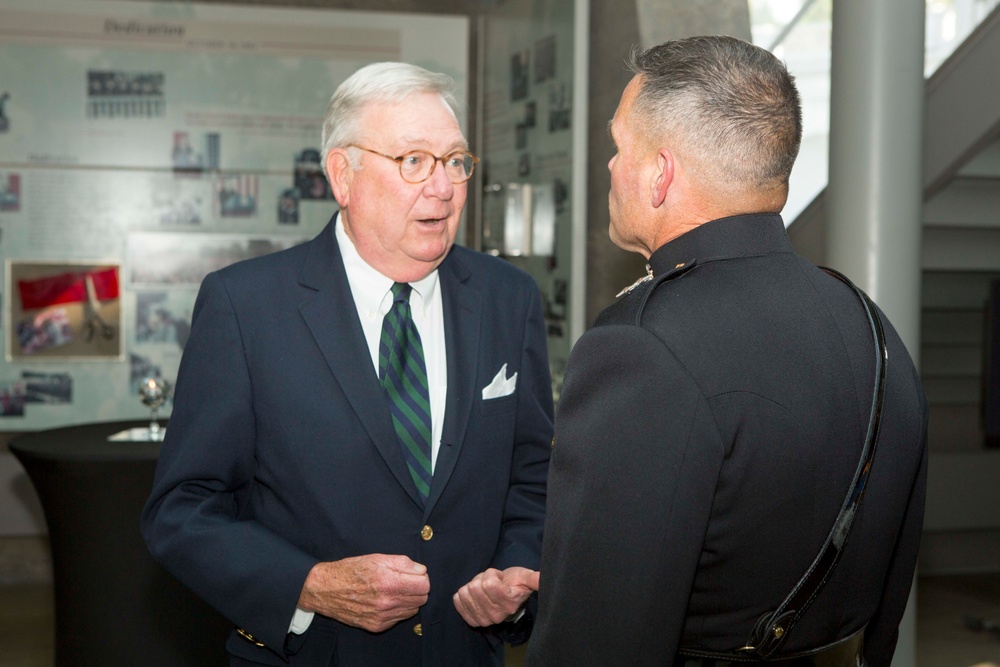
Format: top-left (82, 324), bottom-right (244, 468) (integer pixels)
top-left (863, 372), bottom-right (929, 666)
top-left (527, 324), bottom-right (725, 666)
top-left (140, 271), bottom-right (317, 653)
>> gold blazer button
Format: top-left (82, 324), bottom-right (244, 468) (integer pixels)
top-left (413, 623), bottom-right (423, 636)
top-left (421, 525), bottom-right (434, 541)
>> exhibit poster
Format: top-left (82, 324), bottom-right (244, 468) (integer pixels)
top-left (0, 0), bottom-right (468, 428)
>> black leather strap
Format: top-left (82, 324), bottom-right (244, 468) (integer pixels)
top-left (677, 626), bottom-right (865, 666)
top-left (732, 268), bottom-right (888, 659)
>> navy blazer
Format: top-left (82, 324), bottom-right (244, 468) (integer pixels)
top-left (142, 217), bottom-right (553, 666)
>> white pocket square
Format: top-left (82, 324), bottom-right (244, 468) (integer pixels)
top-left (482, 363), bottom-right (518, 400)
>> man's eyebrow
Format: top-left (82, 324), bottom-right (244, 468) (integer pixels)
top-left (396, 136), bottom-right (469, 153)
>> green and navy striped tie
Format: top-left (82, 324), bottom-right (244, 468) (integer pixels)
top-left (379, 282), bottom-right (432, 504)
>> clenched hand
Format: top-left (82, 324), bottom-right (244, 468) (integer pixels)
top-left (453, 566), bottom-right (540, 627)
top-left (298, 554), bottom-right (430, 633)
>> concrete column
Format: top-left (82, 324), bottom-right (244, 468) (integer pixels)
top-left (826, 2), bottom-right (925, 666)
top-left (827, 0), bottom-right (925, 357)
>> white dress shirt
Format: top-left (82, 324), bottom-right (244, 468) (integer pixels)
top-left (290, 217), bottom-right (448, 634)
top-left (335, 217), bottom-right (447, 468)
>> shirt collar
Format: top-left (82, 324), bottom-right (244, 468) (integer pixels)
top-left (335, 213), bottom-right (439, 315)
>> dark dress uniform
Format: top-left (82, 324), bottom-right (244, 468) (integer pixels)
top-left (527, 213), bottom-right (928, 666)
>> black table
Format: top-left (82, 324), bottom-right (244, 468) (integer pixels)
top-left (10, 420), bottom-right (231, 667)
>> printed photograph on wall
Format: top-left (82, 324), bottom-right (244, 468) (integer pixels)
top-left (0, 173), bottom-right (19, 212)
top-left (278, 188), bottom-right (301, 224)
top-left (511, 50), bottom-right (530, 101)
top-left (534, 35), bottom-right (556, 83)
top-left (548, 82), bottom-right (571, 132)
top-left (87, 70), bottom-right (165, 119)
top-left (5, 261), bottom-right (123, 361)
top-left (171, 131), bottom-right (221, 174)
top-left (154, 176), bottom-right (206, 225)
top-left (22, 371), bottom-right (73, 404)
top-left (157, 193), bottom-right (204, 225)
top-left (215, 174), bottom-right (259, 218)
top-left (126, 232), bottom-right (307, 287)
top-left (134, 291), bottom-right (194, 351)
top-left (294, 149), bottom-right (333, 200)
top-left (0, 379), bottom-right (26, 417)
top-left (0, 90), bottom-right (10, 133)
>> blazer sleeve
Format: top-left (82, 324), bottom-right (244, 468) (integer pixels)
top-left (140, 271), bottom-right (317, 652)
top-left (491, 279), bottom-right (554, 572)
top-left (527, 323), bottom-right (725, 666)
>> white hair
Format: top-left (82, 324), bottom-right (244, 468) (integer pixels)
top-left (320, 62), bottom-right (461, 168)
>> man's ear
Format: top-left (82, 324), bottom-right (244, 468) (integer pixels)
top-left (326, 148), bottom-right (352, 207)
top-left (651, 147), bottom-right (674, 208)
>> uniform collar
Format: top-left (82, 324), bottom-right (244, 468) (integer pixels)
top-left (647, 213), bottom-right (792, 277)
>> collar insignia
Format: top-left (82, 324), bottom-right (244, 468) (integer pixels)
top-left (616, 264), bottom-right (654, 298)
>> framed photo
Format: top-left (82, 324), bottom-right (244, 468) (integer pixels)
top-left (511, 50), bottom-right (530, 101)
top-left (534, 35), bottom-right (556, 83)
top-left (5, 260), bottom-right (123, 361)
top-left (126, 232), bottom-right (306, 288)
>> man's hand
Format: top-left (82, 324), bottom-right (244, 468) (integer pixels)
top-left (453, 566), bottom-right (540, 627)
top-left (298, 554), bottom-right (430, 633)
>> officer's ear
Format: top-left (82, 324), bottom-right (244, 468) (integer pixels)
top-left (650, 147), bottom-right (673, 208)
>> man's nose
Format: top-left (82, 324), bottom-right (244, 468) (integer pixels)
top-left (423, 160), bottom-right (455, 197)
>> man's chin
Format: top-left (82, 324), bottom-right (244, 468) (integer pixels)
top-left (410, 241), bottom-right (454, 267)
top-left (608, 223), bottom-right (626, 249)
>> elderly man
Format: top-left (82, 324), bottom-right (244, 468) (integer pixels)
top-left (527, 36), bottom-right (927, 666)
top-left (142, 62), bottom-right (552, 666)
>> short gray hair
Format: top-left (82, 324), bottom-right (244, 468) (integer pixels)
top-left (321, 62), bottom-right (461, 166)
top-left (626, 35), bottom-right (802, 190)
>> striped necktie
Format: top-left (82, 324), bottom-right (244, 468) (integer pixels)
top-left (379, 282), bottom-right (433, 504)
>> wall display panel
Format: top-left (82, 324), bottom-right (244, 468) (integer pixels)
top-left (479, 0), bottom-right (577, 400)
top-left (0, 0), bottom-right (468, 429)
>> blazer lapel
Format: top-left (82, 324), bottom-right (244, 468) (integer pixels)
top-left (425, 251), bottom-right (481, 516)
top-left (297, 219), bottom-right (423, 508)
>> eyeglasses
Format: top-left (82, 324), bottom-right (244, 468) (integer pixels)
top-left (347, 144), bottom-right (480, 184)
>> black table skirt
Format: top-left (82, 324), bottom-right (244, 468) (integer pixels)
top-left (10, 420), bottom-right (231, 667)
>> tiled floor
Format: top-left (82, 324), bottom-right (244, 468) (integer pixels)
top-left (0, 575), bottom-right (997, 666)
top-left (916, 573), bottom-right (1000, 667)
top-left (0, 582), bottom-right (53, 667)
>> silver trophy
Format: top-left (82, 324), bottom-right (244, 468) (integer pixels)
top-left (139, 376), bottom-right (170, 441)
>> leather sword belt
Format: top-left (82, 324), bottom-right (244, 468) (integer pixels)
top-left (674, 626), bottom-right (865, 666)
top-left (673, 270), bottom-right (881, 667)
